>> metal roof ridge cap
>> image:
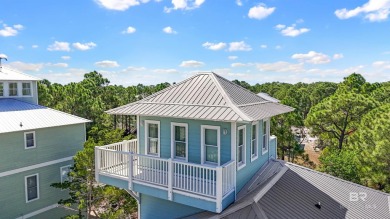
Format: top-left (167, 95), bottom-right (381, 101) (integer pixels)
top-left (253, 165), bottom-right (288, 202)
top-left (139, 102), bottom-right (230, 107)
top-left (238, 101), bottom-right (272, 107)
top-left (285, 162), bottom-right (390, 196)
top-left (209, 73), bottom-right (252, 121)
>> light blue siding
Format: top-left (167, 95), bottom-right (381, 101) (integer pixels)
top-left (139, 116), bottom-right (231, 165)
top-left (236, 120), bottom-right (270, 193)
top-left (140, 194), bottom-right (203, 219)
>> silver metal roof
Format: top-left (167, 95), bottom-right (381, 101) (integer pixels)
top-left (188, 160), bottom-right (390, 219)
top-left (257, 92), bottom-right (280, 103)
top-left (0, 99), bottom-right (90, 134)
top-left (107, 72), bottom-right (294, 122)
top-left (0, 66), bottom-right (41, 81)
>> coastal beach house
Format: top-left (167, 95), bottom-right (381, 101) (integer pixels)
top-left (0, 67), bottom-right (90, 218)
top-left (95, 72), bottom-right (294, 218)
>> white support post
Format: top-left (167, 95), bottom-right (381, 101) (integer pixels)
top-left (128, 153), bottom-right (133, 190)
top-left (216, 166), bottom-right (223, 213)
top-left (95, 147), bottom-right (100, 183)
top-left (123, 140), bottom-right (128, 152)
top-left (167, 158), bottom-right (174, 201)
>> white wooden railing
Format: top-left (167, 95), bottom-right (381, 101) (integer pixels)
top-left (95, 139), bottom-right (236, 207)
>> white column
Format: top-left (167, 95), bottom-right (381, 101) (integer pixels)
top-left (95, 147), bottom-right (100, 183)
top-left (167, 158), bottom-right (173, 201)
top-left (216, 166), bottom-right (223, 213)
top-left (128, 153), bottom-right (133, 190)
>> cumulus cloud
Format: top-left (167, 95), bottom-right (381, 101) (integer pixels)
top-left (231, 62), bottom-right (247, 67)
top-left (248, 4), bottom-right (275, 20)
top-left (333, 53), bottom-right (344, 60)
top-left (122, 26), bottom-right (136, 34)
top-left (228, 41), bottom-right (252, 51)
top-left (95, 0), bottom-right (144, 11)
top-left (7, 61), bottom-right (44, 71)
top-left (256, 61), bottom-right (304, 72)
top-left (47, 41), bottom-right (71, 51)
top-left (275, 23), bottom-right (310, 37)
top-left (291, 51), bottom-right (331, 64)
top-left (202, 42), bottom-right (227, 50)
top-left (0, 24), bottom-right (24, 37)
top-left (32, 45), bottom-right (39, 49)
top-left (152, 68), bottom-right (179, 73)
top-left (61, 56), bottom-right (71, 60)
top-left (72, 42), bottom-right (97, 51)
top-left (163, 26), bottom-right (177, 34)
top-left (122, 66), bottom-right (147, 72)
top-left (260, 44), bottom-right (267, 49)
top-left (236, 0), bottom-right (242, 6)
top-left (164, 0), bottom-right (205, 13)
top-left (335, 0), bottom-right (390, 22)
top-left (95, 60), bottom-right (120, 68)
top-left (47, 62), bottom-right (69, 68)
top-left (228, 56), bottom-right (238, 60)
top-left (180, 60), bottom-right (204, 67)
top-left (372, 60), bottom-right (390, 69)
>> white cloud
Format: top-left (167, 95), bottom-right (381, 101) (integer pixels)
top-left (47, 62), bottom-right (69, 68)
top-left (202, 42), bottom-right (227, 50)
top-left (236, 0), bottom-right (242, 6)
top-left (152, 68), bottom-right (179, 73)
top-left (95, 0), bottom-right (143, 11)
top-left (123, 26), bottom-right (136, 34)
top-left (231, 62), bottom-right (247, 67)
top-left (47, 41), bottom-right (71, 51)
top-left (122, 66), bottom-right (147, 72)
top-left (95, 60), bottom-right (120, 68)
top-left (7, 61), bottom-right (44, 71)
top-left (275, 45), bottom-right (282, 49)
top-left (72, 42), bottom-right (97, 51)
top-left (333, 53), bottom-right (344, 59)
top-left (256, 61), bottom-right (304, 72)
top-left (248, 4), bottom-right (275, 20)
top-left (275, 24), bottom-right (310, 37)
top-left (163, 26), bottom-right (177, 34)
top-left (228, 56), bottom-right (238, 60)
top-left (228, 41), bottom-right (252, 51)
top-left (164, 0), bottom-right (205, 13)
top-left (372, 60), bottom-right (390, 69)
top-left (335, 0), bottom-right (390, 22)
top-left (291, 51), bottom-right (331, 64)
top-left (32, 45), bottom-right (38, 49)
top-left (180, 60), bottom-right (204, 67)
top-left (0, 24), bottom-right (24, 37)
top-left (61, 56), bottom-right (71, 60)
top-left (260, 44), bottom-right (267, 49)
top-left (17, 45), bottom-right (24, 50)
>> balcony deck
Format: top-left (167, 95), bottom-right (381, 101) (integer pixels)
top-left (95, 140), bottom-right (236, 213)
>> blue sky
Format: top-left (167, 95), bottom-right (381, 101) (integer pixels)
top-left (1, 0), bottom-right (390, 85)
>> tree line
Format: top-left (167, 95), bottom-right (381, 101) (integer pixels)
top-left (39, 71), bottom-right (389, 218)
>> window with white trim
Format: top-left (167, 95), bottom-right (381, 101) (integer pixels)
top-left (237, 125), bottom-right (246, 169)
top-left (0, 82), bottom-right (3, 96)
top-left (9, 82), bottom-right (18, 96)
top-left (251, 123), bottom-right (258, 161)
top-left (24, 131), bottom-right (36, 149)
top-left (262, 119), bottom-right (269, 154)
top-left (201, 125), bottom-right (220, 165)
top-left (145, 120), bottom-right (160, 156)
top-left (61, 165), bottom-right (71, 184)
top-left (25, 174), bottom-right (39, 202)
top-left (171, 123), bottom-right (188, 160)
top-left (22, 82), bottom-right (32, 96)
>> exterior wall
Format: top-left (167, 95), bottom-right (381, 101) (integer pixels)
top-left (0, 81), bottom-right (38, 104)
top-left (0, 160), bottom-right (73, 219)
top-left (139, 116), bottom-right (232, 165)
top-left (236, 119), bottom-right (270, 192)
top-left (140, 194), bottom-right (203, 219)
top-left (0, 123), bottom-right (86, 172)
top-left (0, 123), bottom-right (85, 218)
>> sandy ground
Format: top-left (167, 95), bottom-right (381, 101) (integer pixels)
top-left (303, 138), bottom-right (320, 165)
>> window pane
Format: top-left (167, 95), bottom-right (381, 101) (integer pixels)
top-left (263, 136), bottom-right (267, 149)
top-left (148, 123), bottom-right (158, 138)
top-left (28, 187), bottom-right (38, 200)
top-left (175, 126), bottom-right (186, 141)
top-left (148, 138), bottom-right (158, 154)
top-left (238, 129), bottom-right (243, 145)
top-left (252, 125), bottom-right (256, 140)
top-left (175, 142), bottom-right (186, 158)
top-left (0, 83), bottom-right (3, 96)
top-left (238, 146), bottom-right (242, 162)
top-left (252, 139), bottom-right (257, 156)
top-left (27, 175), bottom-right (37, 187)
top-left (205, 129), bottom-right (217, 146)
top-left (9, 83), bottom-right (17, 96)
top-left (263, 121), bottom-right (267, 133)
top-left (26, 133), bottom-right (34, 147)
top-left (22, 83), bottom-right (31, 96)
top-left (206, 146), bottom-right (218, 163)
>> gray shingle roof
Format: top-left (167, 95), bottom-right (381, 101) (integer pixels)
top-left (186, 160), bottom-right (390, 219)
top-left (0, 98), bottom-right (90, 133)
top-left (107, 72), bottom-right (294, 122)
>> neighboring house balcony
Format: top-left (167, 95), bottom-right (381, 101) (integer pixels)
top-left (95, 139), bottom-right (236, 213)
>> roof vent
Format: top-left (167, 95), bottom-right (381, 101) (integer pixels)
top-left (20, 122), bottom-right (23, 127)
top-left (315, 202), bottom-right (321, 209)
